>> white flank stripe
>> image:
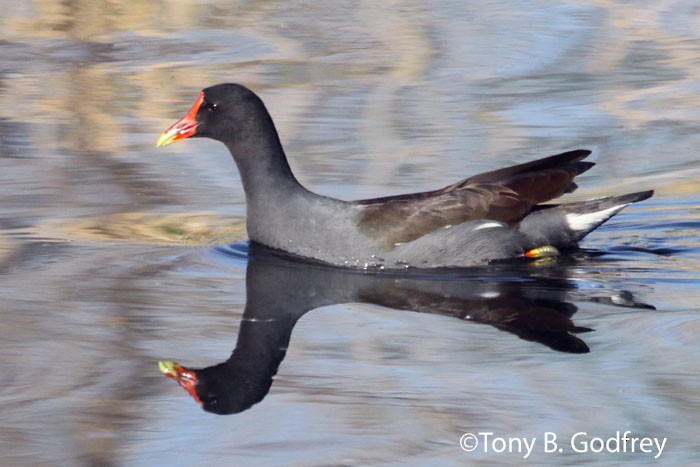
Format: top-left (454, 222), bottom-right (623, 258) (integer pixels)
top-left (480, 291), bottom-right (500, 299)
top-left (565, 204), bottom-right (627, 232)
top-left (473, 221), bottom-right (506, 231)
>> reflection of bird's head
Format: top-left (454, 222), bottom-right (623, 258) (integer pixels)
top-left (159, 360), bottom-right (271, 415)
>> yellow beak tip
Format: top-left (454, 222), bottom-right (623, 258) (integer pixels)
top-left (156, 133), bottom-right (176, 148)
top-left (158, 360), bottom-right (177, 374)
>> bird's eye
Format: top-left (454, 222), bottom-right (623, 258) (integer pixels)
top-left (208, 103), bottom-right (219, 113)
top-left (206, 393), bottom-right (218, 405)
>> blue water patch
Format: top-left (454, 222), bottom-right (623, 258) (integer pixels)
top-left (211, 241), bottom-right (250, 263)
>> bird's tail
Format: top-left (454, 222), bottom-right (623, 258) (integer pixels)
top-left (518, 190), bottom-right (654, 251)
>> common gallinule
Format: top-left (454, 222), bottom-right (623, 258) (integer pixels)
top-left (157, 83), bottom-right (652, 269)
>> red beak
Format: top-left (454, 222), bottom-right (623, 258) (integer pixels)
top-left (158, 360), bottom-right (202, 405)
top-left (156, 92), bottom-right (204, 147)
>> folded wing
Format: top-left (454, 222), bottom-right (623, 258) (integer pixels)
top-left (357, 149), bottom-right (593, 247)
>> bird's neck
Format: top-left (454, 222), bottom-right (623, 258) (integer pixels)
top-left (225, 131), bottom-right (307, 203)
top-left (224, 129), bottom-right (324, 249)
top-left (228, 142), bottom-right (303, 197)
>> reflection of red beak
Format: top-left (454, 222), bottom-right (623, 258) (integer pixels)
top-left (156, 92), bottom-right (204, 147)
top-left (158, 360), bottom-right (202, 405)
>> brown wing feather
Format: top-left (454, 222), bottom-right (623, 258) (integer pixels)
top-left (357, 150), bottom-right (593, 247)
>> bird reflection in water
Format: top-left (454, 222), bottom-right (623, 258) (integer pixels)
top-left (159, 243), bottom-right (653, 415)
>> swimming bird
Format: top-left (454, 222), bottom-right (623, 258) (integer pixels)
top-left (157, 83), bottom-right (652, 269)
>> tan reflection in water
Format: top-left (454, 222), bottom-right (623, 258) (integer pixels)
top-left (37, 212), bottom-right (247, 245)
top-left (3, 0), bottom-right (700, 169)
